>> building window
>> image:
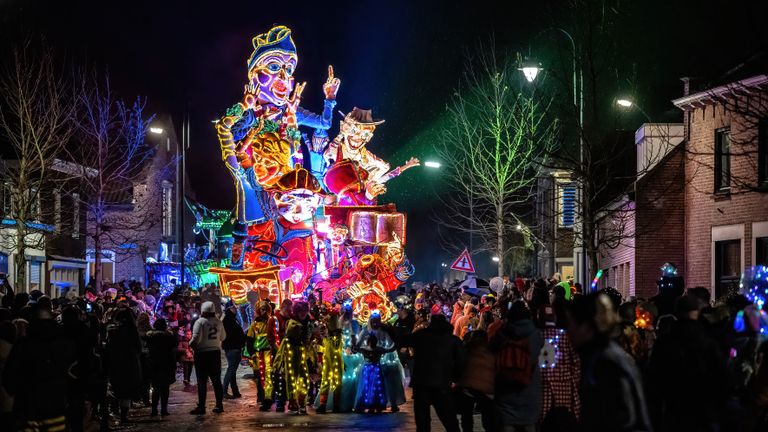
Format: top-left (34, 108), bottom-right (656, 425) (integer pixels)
top-left (162, 181), bottom-right (173, 238)
top-left (1, 183), bottom-right (10, 216)
top-left (558, 184), bottom-right (576, 228)
top-left (54, 190), bottom-right (61, 232)
top-left (72, 193), bottom-right (80, 239)
top-left (29, 261), bottom-right (41, 291)
top-left (715, 239), bottom-right (741, 299)
top-left (757, 237), bottom-right (768, 267)
top-left (759, 118), bottom-right (768, 186)
top-left (715, 128), bottom-right (731, 193)
top-left (0, 252), bottom-right (8, 275)
top-left (29, 187), bottom-right (40, 220)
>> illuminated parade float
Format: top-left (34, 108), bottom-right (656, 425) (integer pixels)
top-left (205, 25), bottom-right (418, 321)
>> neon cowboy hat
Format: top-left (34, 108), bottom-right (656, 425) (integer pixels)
top-left (338, 107), bottom-right (385, 125)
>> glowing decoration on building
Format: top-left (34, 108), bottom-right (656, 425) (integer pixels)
top-left (660, 262), bottom-right (679, 277)
top-left (590, 269), bottom-right (604, 290)
top-left (742, 265), bottom-right (768, 310)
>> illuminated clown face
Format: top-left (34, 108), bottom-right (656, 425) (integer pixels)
top-left (274, 189), bottom-right (322, 224)
top-left (249, 52), bottom-right (297, 107)
top-left (340, 119), bottom-right (376, 150)
top-left (329, 225), bottom-right (349, 246)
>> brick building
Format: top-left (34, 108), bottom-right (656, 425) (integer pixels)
top-left (598, 75), bottom-right (768, 301)
top-left (534, 170), bottom-right (577, 280)
top-left (596, 123), bottom-right (686, 299)
top-left (84, 117), bottom-right (183, 286)
top-left (673, 74), bottom-right (768, 298)
top-left (0, 156), bottom-right (89, 295)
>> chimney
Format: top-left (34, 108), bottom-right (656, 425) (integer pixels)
top-left (679, 77), bottom-right (701, 144)
top-left (680, 76), bottom-right (702, 96)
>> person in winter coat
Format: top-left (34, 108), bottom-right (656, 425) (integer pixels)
top-left (190, 300), bottom-right (227, 415)
top-left (61, 305), bottom-right (92, 432)
top-left (3, 307), bottom-right (76, 432)
top-left (177, 324), bottom-right (195, 385)
top-left (105, 307), bottom-right (143, 424)
top-left (400, 311), bottom-right (464, 432)
top-left (646, 294), bottom-right (726, 432)
top-left (458, 329), bottom-right (495, 432)
top-left (568, 293), bottom-right (652, 432)
top-left (491, 300), bottom-right (544, 432)
top-left (0, 320), bottom-right (15, 426)
top-left (222, 302), bottom-right (246, 398)
top-left (146, 318), bottom-right (177, 416)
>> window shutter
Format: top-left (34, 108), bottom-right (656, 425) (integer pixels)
top-left (560, 185), bottom-right (576, 227)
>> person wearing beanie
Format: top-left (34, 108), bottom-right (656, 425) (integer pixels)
top-left (189, 301), bottom-right (227, 415)
top-left (145, 318), bottom-right (177, 416)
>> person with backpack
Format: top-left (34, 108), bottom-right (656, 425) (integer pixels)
top-left (458, 329), bottom-right (496, 432)
top-left (490, 300), bottom-right (543, 432)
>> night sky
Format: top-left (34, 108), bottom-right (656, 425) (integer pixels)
top-left (2, 0), bottom-right (766, 280)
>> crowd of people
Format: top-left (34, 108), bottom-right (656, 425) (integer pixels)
top-left (1, 271), bottom-right (768, 431)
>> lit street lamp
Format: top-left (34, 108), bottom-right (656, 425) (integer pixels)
top-left (424, 161), bottom-right (441, 169)
top-left (518, 58), bottom-right (542, 83)
top-left (149, 126), bottom-right (165, 134)
top-left (492, 256), bottom-right (500, 262)
top-left (616, 98), bottom-right (653, 122)
top-left (522, 27), bottom-right (587, 287)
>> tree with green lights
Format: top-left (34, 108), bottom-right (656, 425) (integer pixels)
top-left (437, 49), bottom-right (556, 277)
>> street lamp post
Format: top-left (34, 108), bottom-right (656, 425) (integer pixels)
top-left (520, 27), bottom-right (588, 287)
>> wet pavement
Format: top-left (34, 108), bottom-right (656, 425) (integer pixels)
top-left (112, 361), bottom-right (484, 431)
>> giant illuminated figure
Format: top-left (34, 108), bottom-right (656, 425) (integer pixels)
top-left (212, 24), bottom-right (420, 316)
top-left (324, 108), bottom-right (419, 205)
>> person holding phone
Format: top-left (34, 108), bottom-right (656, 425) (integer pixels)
top-left (189, 301), bottom-right (226, 415)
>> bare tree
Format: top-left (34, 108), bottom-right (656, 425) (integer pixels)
top-left (529, 0), bottom-right (673, 282)
top-left (0, 42), bottom-right (74, 290)
top-left (436, 49), bottom-right (557, 276)
top-left (69, 71), bottom-right (172, 292)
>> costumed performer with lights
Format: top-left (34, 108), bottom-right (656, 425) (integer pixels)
top-left (352, 312), bottom-right (398, 413)
top-left (338, 300), bottom-right (363, 412)
top-left (352, 312), bottom-right (405, 413)
top-left (244, 301), bottom-right (274, 404)
top-left (272, 301), bottom-right (316, 415)
top-left (261, 299), bottom-right (293, 412)
top-left (315, 308), bottom-right (344, 413)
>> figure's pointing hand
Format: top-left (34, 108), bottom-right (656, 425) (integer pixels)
top-left (324, 65), bottom-right (341, 100)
